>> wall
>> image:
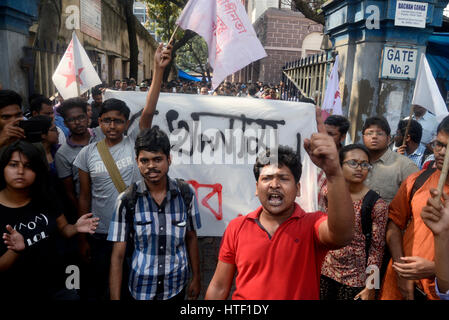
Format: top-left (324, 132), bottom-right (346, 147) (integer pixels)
top-left (323, 0), bottom-right (449, 141)
top-left (29, 0), bottom-right (158, 97)
top-left (235, 8), bottom-right (323, 85)
top-left (0, 0), bottom-right (39, 98)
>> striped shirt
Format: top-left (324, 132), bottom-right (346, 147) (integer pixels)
top-left (107, 176), bottom-right (201, 300)
top-left (405, 143), bottom-right (427, 169)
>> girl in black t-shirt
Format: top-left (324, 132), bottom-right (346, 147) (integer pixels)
top-left (0, 141), bottom-right (99, 299)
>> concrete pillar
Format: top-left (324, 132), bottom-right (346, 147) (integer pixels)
top-left (322, 0), bottom-right (449, 143)
top-left (0, 0), bottom-right (38, 98)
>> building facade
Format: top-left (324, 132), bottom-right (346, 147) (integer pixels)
top-left (1, 0), bottom-right (158, 102)
top-left (229, 7), bottom-right (323, 85)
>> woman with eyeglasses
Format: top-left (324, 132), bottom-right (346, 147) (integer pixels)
top-left (319, 144), bottom-right (388, 300)
top-left (0, 141), bottom-right (99, 300)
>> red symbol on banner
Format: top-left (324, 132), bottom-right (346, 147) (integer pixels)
top-left (60, 62), bottom-right (84, 88)
top-left (187, 180), bottom-right (223, 221)
top-left (334, 90), bottom-right (340, 99)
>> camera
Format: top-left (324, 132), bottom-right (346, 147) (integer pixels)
top-left (18, 119), bottom-right (47, 143)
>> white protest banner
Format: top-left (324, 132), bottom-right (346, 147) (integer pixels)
top-left (104, 90), bottom-right (318, 236)
top-left (176, 0), bottom-right (267, 90)
top-left (52, 31), bottom-right (102, 99)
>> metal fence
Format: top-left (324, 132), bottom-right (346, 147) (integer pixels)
top-left (280, 52), bottom-right (335, 105)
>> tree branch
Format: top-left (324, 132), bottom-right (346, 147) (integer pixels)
top-left (166, 0), bottom-right (187, 9)
top-left (292, 0), bottom-right (325, 25)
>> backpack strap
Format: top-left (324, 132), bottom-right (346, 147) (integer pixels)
top-left (361, 189), bottom-right (381, 265)
top-left (176, 178), bottom-right (193, 211)
top-left (409, 162), bottom-right (436, 206)
top-left (122, 183), bottom-right (138, 241)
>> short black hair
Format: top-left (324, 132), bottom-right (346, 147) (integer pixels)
top-left (362, 116), bottom-right (391, 136)
top-left (325, 115), bottom-right (350, 135)
top-left (397, 119), bottom-right (422, 144)
top-left (58, 97), bottom-right (88, 119)
top-left (91, 88), bottom-right (102, 96)
top-left (0, 89), bottom-right (22, 110)
top-left (339, 144), bottom-right (371, 166)
top-left (253, 145), bottom-right (302, 184)
top-left (437, 115), bottom-right (449, 135)
top-left (99, 98), bottom-right (130, 120)
top-left (29, 96), bottom-right (52, 114)
top-left (135, 126), bottom-right (170, 158)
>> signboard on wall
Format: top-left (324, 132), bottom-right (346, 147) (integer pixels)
top-left (380, 46), bottom-right (418, 80)
top-left (80, 0), bottom-right (101, 40)
top-left (395, 0), bottom-right (428, 28)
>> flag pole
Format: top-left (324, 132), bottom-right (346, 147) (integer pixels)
top-left (437, 147), bottom-right (449, 197)
top-left (73, 31), bottom-right (81, 97)
top-left (401, 106), bottom-right (415, 146)
top-left (168, 25), bottom-right (180, 46)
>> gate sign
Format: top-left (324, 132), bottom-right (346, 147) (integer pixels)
top-left (380, 46), bottom-right (417, 80)
top-left (395, 0), bottom-right (428, 29)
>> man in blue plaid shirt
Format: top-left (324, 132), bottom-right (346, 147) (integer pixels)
top-left (108, 127), bottom-right (202, 300)
top-left (394, 119), bottom-right (431, 169)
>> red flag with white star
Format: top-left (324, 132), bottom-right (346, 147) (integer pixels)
top-left (52, 31), bottom-right (101, 99)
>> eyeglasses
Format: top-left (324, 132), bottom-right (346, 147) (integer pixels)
top-left (66, 114), bottom-right (87, 123)
top-left (101, 118), bottom-right (126, 125)
top-left (363, 131), bottom-right (387, 137)
top-left (343, 160), bottom-right (372, 170)
top-left (432, 140), bottom-right (447, 152)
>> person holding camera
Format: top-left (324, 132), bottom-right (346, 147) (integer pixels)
top-left (0, 90), bottom-right (25, 149)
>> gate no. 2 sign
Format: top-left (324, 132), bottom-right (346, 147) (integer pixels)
top-left (380, 46), bottom-right (418, 80)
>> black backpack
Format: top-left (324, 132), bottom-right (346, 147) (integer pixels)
top-left (360, 189), bottom-right (381, 265)
top-left (362, 161), bottom-right (436, 265)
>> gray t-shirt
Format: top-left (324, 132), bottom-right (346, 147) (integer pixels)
top-left (54, 130), bottom-right (101, 196)
top-left (73, 128), bottom-right (141, 234)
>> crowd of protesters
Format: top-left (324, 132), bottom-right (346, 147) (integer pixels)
top-left (109, 75), bottom-right (287, 100)
top-left (1, 43), bottom-right (449, 301)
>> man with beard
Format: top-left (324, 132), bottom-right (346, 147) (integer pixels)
top-left (55, 98), bottom-right (100, 216)
top-left (380, 116), bottom-right (449, 300)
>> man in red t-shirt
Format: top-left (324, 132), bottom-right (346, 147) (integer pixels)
top-left (205, 108), bottom-right (355, 300)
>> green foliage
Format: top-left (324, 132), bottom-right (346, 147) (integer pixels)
top-left (143, 0), bottom-right (208, 77)
top-left (143, 0), bottom-right (185, 42)
top-left (176, 35), bottom-right (208, 73)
